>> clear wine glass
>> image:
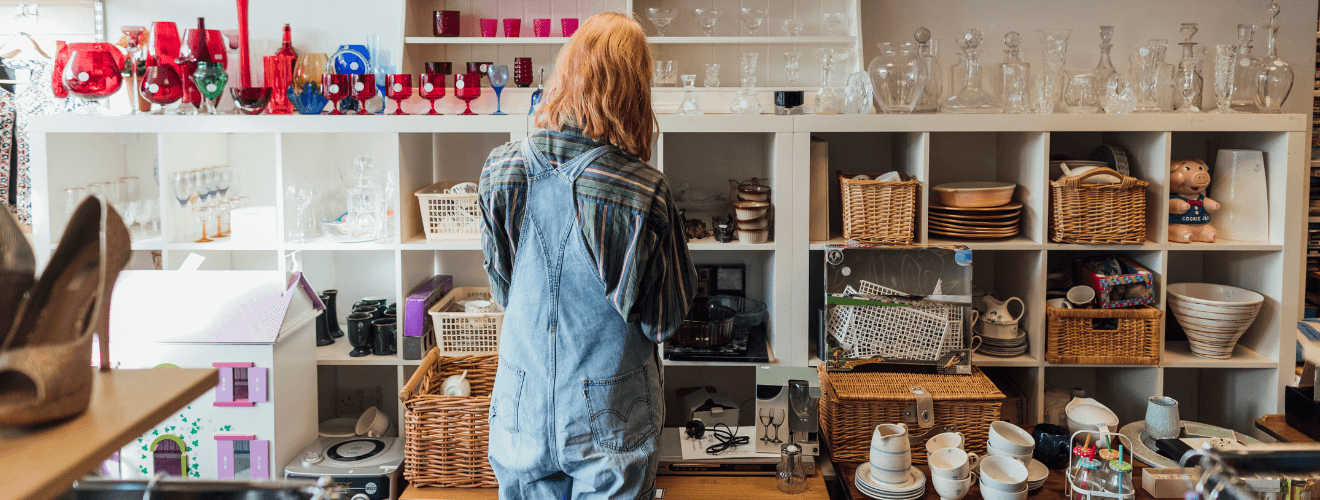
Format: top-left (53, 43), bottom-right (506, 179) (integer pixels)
top-left (203, 168), bottom-right (219, 205)
top-left (213, 198), bottom-right (232, 237)
top-left (487, 64), bottom-right (509, 115)
top-left (64, 187), bottom-right (86, 217)
top-left (191, 205), bottom-right (213, 243)
top-left (645, 8), bottom-right (677, 36)
top-left (136, 197), bottom-right (159, 238)
top-left (769, 409), bottom-right (785, 443)
top-left (693, 8), bottom-right (722, 37)
top-left (216, 167), bottom-right (232, 197)
top-left (739, 8), bottom-right (766, 36)
top-left (172, 172), bottom-right (192, 209)
top-left (821, 13), bottom-right (846, 36)
top-left (781, 18), bottom-right (803, 36)
top-left (120, 177), bottom-right (141, 202)
top-left (759, 408), bottom-right (774, 443)
top-left (188, 170), bottom-right (206, 207)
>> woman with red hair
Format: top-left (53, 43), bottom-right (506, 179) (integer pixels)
top-left (479, 11), bottom-right (696, 499)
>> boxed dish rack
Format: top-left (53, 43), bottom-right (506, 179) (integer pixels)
top-left (822, 245), bottom-right (974, 375)
top-left (818, 365), bottom-right (1004, 465)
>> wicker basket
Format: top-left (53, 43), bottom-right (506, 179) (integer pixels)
top-left (427, 287), bottom-right (503, 356)
top-left (399, 349), bottom-right (499, 488)
top-left (1045, 305), bottom-right (1162, 365)
top-left (839, 172), bottom-right (919, 245)
top-left (415, 181), bottom-right (481, 242)
top-left (1049, 167), bottom-right (1149, 244)
top-left (818, 365), bottom-right (1004, 465)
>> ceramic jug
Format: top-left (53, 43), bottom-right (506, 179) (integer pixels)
top-left (981, 296), bottom-right (1024, 325)
top-left (870, 423), bottom-right (912, 484)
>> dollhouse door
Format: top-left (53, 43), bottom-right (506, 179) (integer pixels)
top-left (152, 440), bottom-right (183, 476)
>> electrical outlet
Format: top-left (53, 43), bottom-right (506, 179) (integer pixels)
top-left (335, 387), bottom-right (383, 418)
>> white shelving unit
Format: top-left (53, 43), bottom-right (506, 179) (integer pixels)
top-left (28, 113), bottom-right (1305, 439)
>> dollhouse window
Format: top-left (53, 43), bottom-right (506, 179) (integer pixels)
top-left (234, 440), bottom-right (251, 479)
top-left (216, 435), bottom-right (268, 480)
top-left (151, 438), bottom-right (184, 477)
top-left (212, 362), bottom-right (267, 407)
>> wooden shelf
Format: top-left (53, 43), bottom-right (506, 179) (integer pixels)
top-left (405, 36), bottom-right (570, 45)
top-left (1, 368), bottom-right (218, 500)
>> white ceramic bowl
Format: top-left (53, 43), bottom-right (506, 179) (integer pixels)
top-left (733, 201), bottom-right (770, 220)
top-left (978, 455), bottom-right (1028, 492)
top-left (1166, 283), bottom-right (1265, 307)
top-left (979, 483), bottom-right (1028, 500)
top-left (736, 215), bottom-right (769, 230)
top-left (925, 431), bottom-right (965, 454)
top-left (737, 228), bottom-right (769, 244)
top-left (988, 421), bottom-right (1035, 455)
top-left (737, 184), bottom-right (772, 202)
top-left (1065, 403), bottom-right (1118, 436)
top-left (933, 475), bottom-right (973, 500)
top-left (985, 442), bottom-right (1032, 464)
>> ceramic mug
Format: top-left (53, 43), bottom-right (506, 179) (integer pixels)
top-left (1030, 423), bottom-right (1072, 470)
top-left (1145, 396), bottom-right (1181, 440)
top-left (1066, 286), bottom-right (1096, 306)
top-left (925, 431), bottom-right (966, 454)
top-left (870, 423), bottom-right (911, 485)
top-left (978, 455), bottom-right (1028, 492)
top-left (1046, 298), bottom-right (1073, 309)
top-left (929, 447), bottom-right (978, 480)
top-left (988, 421), bottom-right (1035, 455)
top-left (933, 475), bottom-right (974, 500)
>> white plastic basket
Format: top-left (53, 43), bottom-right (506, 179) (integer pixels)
top-left (826, 281), bottom-right (963, 361)
top-left (426, 287), bottom-right (504, 355)
top-left (415, 182), bottom-right (481, 241)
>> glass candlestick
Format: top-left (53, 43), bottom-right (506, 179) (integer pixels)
top-left (784, 51), bottom-right (801, 86)
top-left (676, 74), bottom-right (702, 115)
top-left (731, 52), bottom-right (763, 115)
top-left (941, 29), bottom-right (1002, 113)
top-left (1230, 24), bottom-right (1261, 112)
top-left (997, 31), bottom-right (1030, 114)
top-left (1250, 2), bottom-right (1293, 113)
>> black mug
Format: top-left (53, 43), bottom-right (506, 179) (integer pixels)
top-left (1032, 423), bottom-right (1072, 469)
top-left (347, 312), bottom-right (374, 357)
top-left (371, 318), bottom-right (396, 356)
top-left (354, 305), bottom-right (380, 321)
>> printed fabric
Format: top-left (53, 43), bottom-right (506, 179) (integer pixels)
top-left (1169, 193), bottom-right (1210, 226)
top-left (3, 58), bottom-right (87, 226)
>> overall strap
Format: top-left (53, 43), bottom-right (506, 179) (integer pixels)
top-left (520, 137), bottom-right (611, 183)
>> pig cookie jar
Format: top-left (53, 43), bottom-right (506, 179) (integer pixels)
top-left (1168, 159), bottom-right (1221, 243)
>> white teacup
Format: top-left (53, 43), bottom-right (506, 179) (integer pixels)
top-left (870, 423), bottom-right (911, 485)
top-left (1046, 298), bottom-right (1073, 309)
top-left (978, 455), bottom-right (1028, 492)
top-left (988, 421), bottom-right (1035, 455)
top-left (929, 447), bottom-right (978, 481)
top-left (1067, 285), bottom-right (1096, 306)
top-left (933, 475), bottom-right (974, 500)
top-left (925, 431), bottom-right (966, 454)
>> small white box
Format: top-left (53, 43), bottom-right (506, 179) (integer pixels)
top-left (1142, 468), bottom-right (1199, 498)
top-left (230, 206), bottom-right (278, 242)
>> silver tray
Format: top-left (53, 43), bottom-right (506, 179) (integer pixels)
top-left (1118, 420), bottom-right (1262, 468)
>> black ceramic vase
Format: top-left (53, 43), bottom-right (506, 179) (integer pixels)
top-left (315, 295), bottom-right (335, 346)
top-left (323, 289), bottom-right (343, 337)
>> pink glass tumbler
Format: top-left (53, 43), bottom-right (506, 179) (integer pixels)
top-left (479, 19), bottom-right (498, 37)
top-left (503, 18), bottom-right (521, 37)
top-left (533, 19), bottom-right (552, 37)
top-left (561, 18), bottom-right (579, 37)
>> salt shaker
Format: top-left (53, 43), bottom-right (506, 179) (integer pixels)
top-left (777, 443), bottom-right (807, 494)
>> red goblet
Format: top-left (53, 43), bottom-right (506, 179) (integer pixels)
top-left (385, 74), bottom-right (412, 115)
top-left (322, 73), bottom-right (350, 115)
top-left (147, 21), bottom-right (180, 66)
top-left (454, 73), bottom-right (481, 115)
top-left (349, 73), bottom-right (377, 115)
top-left (63, 46), bottom-right (124, 115)
top-left (140, 64), bottom-right (184, 113)
top-left (420, 73), bottom-right (445, 115)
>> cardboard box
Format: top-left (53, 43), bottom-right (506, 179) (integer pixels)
top-left (1074, 256), bottom-right (1155, 309)
top-left (401, 324), bottom-right (438, 361)
top-left (810, 137), bottom-right (830, 242)
top-left (1142, 468), bottom-right (1198, 498)
top-left (403, 275), bottom-right (453, 360)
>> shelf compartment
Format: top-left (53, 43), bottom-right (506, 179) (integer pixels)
top-left (161, 133), bottom-right (277, 246)
top-left (807, 132), bottom-right (926, 244)
top-left (929, 132), bottom-right (1049, 245)
top-left (1169, 131), bottom-right (1288, 247)
top-left (1043, 366), bottom-right (1160, 424)
top-left (1164, 250), bottom-right (1283, 366)
top-left (1162, 367), bottom-right (1280, 437)
top-left (401, 132), bottom-right (515, 245)
top-left (980, 367), bottom-right (1041, 426)
top-left (665, 132), bottom-right (784, 245)
top-left (972, 250), bottom-right (1047, 361)
top-left (1049, 131), bottom-right (1168, 245)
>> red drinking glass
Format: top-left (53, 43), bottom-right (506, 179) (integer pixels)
top-left (64, 47), bottom-right (124, 100)
top-left (140, 64), bottom-right (183, 112)
top-left (385, 74), bottom-right (412, 115)
top-left (350, 73), bottom-right (377, 115)
top-left (425, 62), bottom-right (452, 75)
top-left (533, 19), bottom-right (552, 37)
top-left (455, 73), bottom-right (481, 115)
top-left (561, 18), bottom-right (579, 37)
top-left (420, 73), bottom-right (445, 115)
top-left (466, 61), bottom-right (492, 84)
top-left (55, 42), bottom-right (126, 100)
top-left (514, 57), bottom-right (533, 87)
top-left (322, 73), bottom-right (350, 115)
top-left (147, 21), bottom-right (180, 67)
top-left (263, 55), bottom-right (295, 114)
top-left (503, 19), bottom-right (522, 37)
top-left (479, 19), bottom-right (497, 37)
top-left (433, 10), bottom-right (460, 37)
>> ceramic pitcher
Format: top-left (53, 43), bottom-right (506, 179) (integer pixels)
top-left (1145, 396), bottom-right (1180, 440)
top-left (870, 423), bottom-right (912, 484)
top-left (981, 296), bottom-right (1024, 325)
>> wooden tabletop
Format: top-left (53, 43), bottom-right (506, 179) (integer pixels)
top-left (401, 469), bottom-right (830, 500)
top-left (836, 462), bottom-right (1156, 500)
top-left (1255, 414), bottom-right (1316, 443)
top-left (0, 368), bottom-right (219, 500)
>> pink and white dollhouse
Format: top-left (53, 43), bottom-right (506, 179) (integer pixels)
top-left (108, 270), bottom-right (322, 480)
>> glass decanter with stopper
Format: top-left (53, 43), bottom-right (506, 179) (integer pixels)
top-left (1092, 26), bottom-right (1116, 96)
top-left (1250, 2), bottom-right (1293, 113)
top-left (913, 27), bottom-right (942, 113)
top-left (941, 29), bottom-right (1002, 113)
top-left (1173, 23), bottom-right (1203, 111)
top-left (812, 49), bottom-right (849, 115)
top-left (996, 31), bottom-right (1030, 114)
top-left (676, 74), bottom-right (702, 115)
top-left (730, 52), bottom-right (763, 115)
top-left (1229, 24), bottom-right (1261, 111)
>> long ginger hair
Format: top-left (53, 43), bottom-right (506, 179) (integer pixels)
top-left (534, 12), bottom-right (656, 162)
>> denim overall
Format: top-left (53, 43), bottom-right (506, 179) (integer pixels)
top-left (487, 139), bottom-right (663, 500)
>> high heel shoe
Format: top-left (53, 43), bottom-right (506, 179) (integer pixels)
top-left (0, 196), bottom-right (131, 427)
top-left (0, 206), bottom-right (35, 340)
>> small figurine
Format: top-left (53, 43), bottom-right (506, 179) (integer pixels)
top-left (712, 214), bottom-right (736, 243)
top-left (685, 218), bottom-right (710, 241)
top-left (1168, 159), bottom-right (1220, 243)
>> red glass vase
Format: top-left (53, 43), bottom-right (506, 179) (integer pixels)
top-left (433, 11), bottom-right (460, 37)
top-left (263, 55), bottom-right (296, 114)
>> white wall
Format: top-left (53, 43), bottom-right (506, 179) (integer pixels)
top-left (861, 0), bottom-right (1320, 115)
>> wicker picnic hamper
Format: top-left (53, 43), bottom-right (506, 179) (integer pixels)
top-left (399, 349), bottom-right (499, 488)
top-left (818, 365), bottom-right (1004, 465)
top-left (1049, 167), bottom-right (1148, 244)
top-left (1045, 305), bottom-right (1162, 365)
top-left (839, 172), bottom-right (920, 245)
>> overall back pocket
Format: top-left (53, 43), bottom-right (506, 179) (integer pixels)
top-left (583, 363), bottom-right (657, 452)
top-left (491, 358), bottom-right (525, 433)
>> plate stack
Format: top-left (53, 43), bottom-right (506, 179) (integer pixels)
top-left (856, 464), bottom-right (927, 500)
top-left (977, 329), bottom-right (1028, 357)
top-left (858, 423), bottom-right (927, 500)
top-left (1167, 283), bottom-right (1264, 359)
top-left (929, 202), bottom-right (1022, 239)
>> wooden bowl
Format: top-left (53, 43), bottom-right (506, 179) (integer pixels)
top-left (932, 182), bottom-right (1016, 208)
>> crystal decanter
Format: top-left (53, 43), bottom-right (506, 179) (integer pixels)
top-left (1250, 2), bottom-right (1293, 112)
top-left (941, 29), bottom-right (1002, 113)
top-left (997, 31), bottom-right (1030, 114)
top-left (1172, 23), bottom-right (1204, 111)
top-left (1229, 24), bottom-right (1261, 111)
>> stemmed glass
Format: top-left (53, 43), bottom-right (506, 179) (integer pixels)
top-left (645, 8), bottom-right (677, 36)
top-left (385, 74), bottom-right (412, 115)
top-left (487, 65), bottom-right (509, 115)
top-left (693, 9), bottom-right (722, 37)
top-left (121, 26), bottom-right (146, 113)
top-left (140, 64), bottom-right (184, 114)
top-left (821, 13), bottom-right (846, 36)
top-left (759, 408), bottom-right (774, 443)
top-left (172, 172), bottom-right (193, 211)
top-left (769, 409), bottom-right (785, 443)
top-left (64, 46), bottom-right (125, 115)
top-left (322, 74), bottom-right (350, 115)
top-left (420, 73), bottom-right (446, 115)
top-left (455, 73), bottom-right (481, 115)
top-left (781, 18), bottom-right (803, 36)
top-left (191, 205), bottom-right (213, 243)
top-left (739, 9), bottom-right (766, 36)
top-left (350, 74), bottom-right (377, 115)
top-left (64, 187), bottom-right (86, 217)
top-left (136, 198), bottom-right (160, 238)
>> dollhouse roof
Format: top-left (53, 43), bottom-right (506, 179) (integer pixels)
top-left (109, 271), bottom-right (325, 344)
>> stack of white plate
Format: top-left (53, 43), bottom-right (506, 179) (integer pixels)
top-left (977, 328), bottom-right (1029, 357)
top-left (855, 464), bottom-right (926, 500)
top-left (1026, 459), bottom-right (1049, 491)
top-left (1167, 283), bottom-right (1264, 359)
